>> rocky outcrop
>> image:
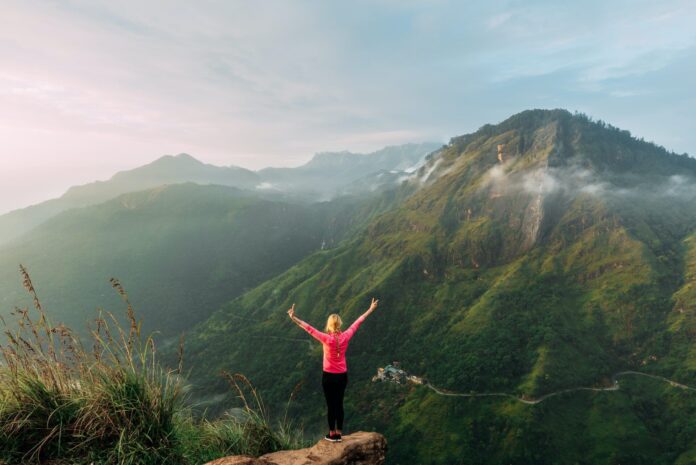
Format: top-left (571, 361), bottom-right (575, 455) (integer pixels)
top-left (204, 432), bottom-right (387, 465)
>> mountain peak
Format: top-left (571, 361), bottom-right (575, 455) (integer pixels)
top-left (450, 108), bottom-right (571, 145)
top-left (304, 143), bottom-right (441, 170)
top-left (174, 152), bottom-right (199, 161)
top-left (443, 108), bottom-right (693, 177)
top-left (152, 153), bottom-right (203, 166)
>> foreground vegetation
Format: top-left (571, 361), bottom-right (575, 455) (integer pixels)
top-left (0, 266), bottom-right (306, 465)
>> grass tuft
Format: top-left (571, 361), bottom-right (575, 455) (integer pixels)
top-left (0, 266), bottom-right (307, 465)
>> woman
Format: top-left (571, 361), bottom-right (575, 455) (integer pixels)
top-left (287, 297), bottom-right (379, 442)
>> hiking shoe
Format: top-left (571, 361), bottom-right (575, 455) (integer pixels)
top-left (324, 433), bottom-right (339, 442)
top-left (334, 433), bottom-right (342, 442)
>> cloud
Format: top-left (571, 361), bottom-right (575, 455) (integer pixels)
top-left (255, 182), bottom-right (277, 190)
top-left (481, 162), bottom-right (696, 201)
top-left (419, 158), bottom-right (443, 183)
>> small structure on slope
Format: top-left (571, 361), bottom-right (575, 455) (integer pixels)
top-left (372, 364), bottom-right (425, 385)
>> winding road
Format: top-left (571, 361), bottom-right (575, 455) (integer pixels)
top-left (384, 369), bottom-right (696, 405)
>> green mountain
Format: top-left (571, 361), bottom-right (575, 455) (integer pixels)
top-left (181, 109), bottom-right (696, 464)
top-left (60, 153), bottom-right (260, 204)
top-left (0, 154), bottom-right (259, 245)
top-left (0, 144), bottom-right (439, 246)
top-left (0, 178), bottom-right (415, 340)
top-left (0, 183), bottom-right (343, 337)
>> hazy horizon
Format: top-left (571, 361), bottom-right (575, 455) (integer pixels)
top-left (2, 0), bottom-right (695, 214)
top-left (0, 142), bottom-right (445, 215)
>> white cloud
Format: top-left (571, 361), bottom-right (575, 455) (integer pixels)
top-left (255, 182), bottom-right (277, 190)
top-left (481, 162), bottom-right (696, 201)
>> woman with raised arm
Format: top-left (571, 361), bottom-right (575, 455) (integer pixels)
top-left (287, 297), bottom-right (379, 443)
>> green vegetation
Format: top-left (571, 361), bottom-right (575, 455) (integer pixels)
top-left (0, 268), bottom-right (306, 465)
top-left (180, 110), bottom-right (696, 464)
top-left (0, 184), bottom-right (343, 338)
top-left (0, 153), bottom-right (260, 246)
top-left (0, 182), bottom-right (413, 340)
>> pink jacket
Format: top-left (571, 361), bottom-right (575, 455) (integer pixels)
top-left (300, 315), bottom-right (367, 373)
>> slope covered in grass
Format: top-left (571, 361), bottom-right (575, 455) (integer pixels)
top-left (182, 110), bottom-right (696, 464)
top-left (0, 184), bottom-right (332, 338)
top-left (0, 178), bottom-right (418, 341)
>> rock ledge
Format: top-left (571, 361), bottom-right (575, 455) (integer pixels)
top-left (204, 431), bottom-right (387, 465)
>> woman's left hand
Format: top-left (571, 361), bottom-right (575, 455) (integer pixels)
top-left (287, 303), bottom-right (296, 319)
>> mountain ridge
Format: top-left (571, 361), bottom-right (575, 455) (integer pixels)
top-left (0, 183), bottom-right (329, 336)
top-left (0, 143), bottom-right (439, 245)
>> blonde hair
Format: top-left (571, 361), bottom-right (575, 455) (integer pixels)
top-left (325, 314), bottom-right (343, 333)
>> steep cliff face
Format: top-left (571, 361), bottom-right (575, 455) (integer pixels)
top-left (365, 113), bottom-right (572, 268)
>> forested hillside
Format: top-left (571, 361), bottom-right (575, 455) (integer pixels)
top-left (0, 184), bottom-right (333, 336)
top-left (182, 110), bottom-right (696, 465)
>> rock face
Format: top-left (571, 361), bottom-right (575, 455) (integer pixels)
top-left (204, 432), bottom-right (387, 465)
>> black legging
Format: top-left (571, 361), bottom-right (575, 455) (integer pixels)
top-left (322, 371), bottom-right (348, 431)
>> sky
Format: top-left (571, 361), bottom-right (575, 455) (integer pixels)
top-left (1, 0), bottom-right (695, 214)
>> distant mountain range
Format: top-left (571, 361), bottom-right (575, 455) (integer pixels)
top-left (0, 143), bottom-right (439, 246)
top-left (257, 143), bottom-right (437, 197)
top-left (0, 142), bottom-right (438, 337)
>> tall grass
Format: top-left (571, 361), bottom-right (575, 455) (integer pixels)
top-left (0, 266), bottom-right (306, 465)
top-left (177, 373), bottom-right (306, 463)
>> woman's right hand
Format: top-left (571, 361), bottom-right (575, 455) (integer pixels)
top-left (369, 297), bottom-right (379, 312)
